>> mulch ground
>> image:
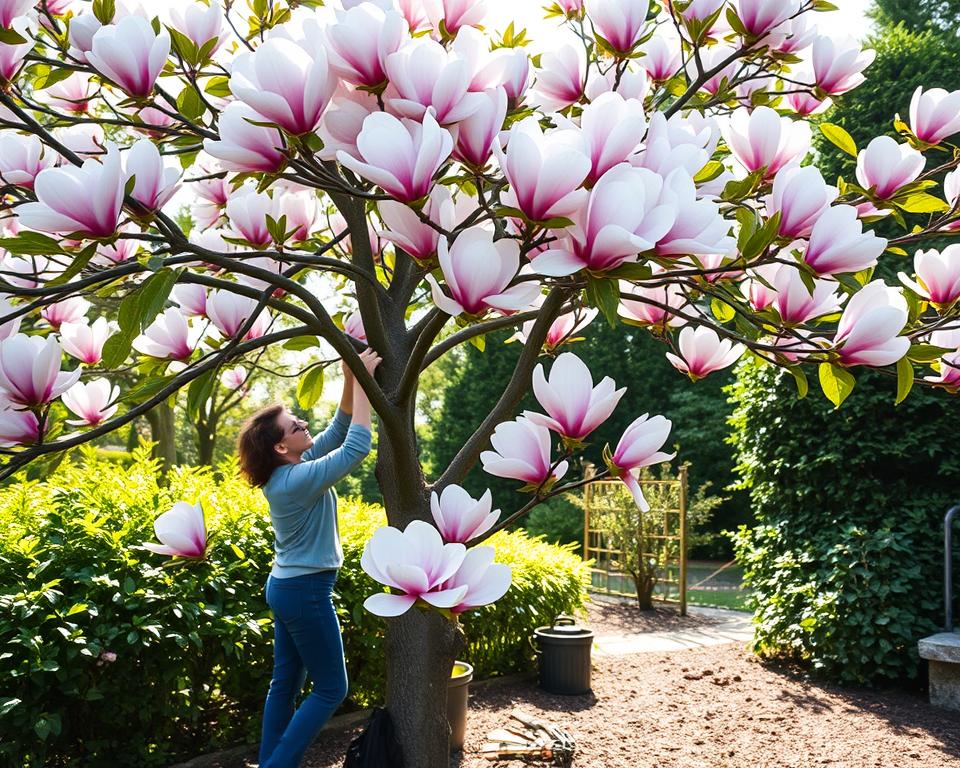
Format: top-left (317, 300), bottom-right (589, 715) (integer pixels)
top-left (198, 602), bottom-right (960, 768)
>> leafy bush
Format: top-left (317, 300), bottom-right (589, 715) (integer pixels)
top-left (729, 361), bottom-right (958, 685)
top-left (0, 446), bottom-right (588, 767)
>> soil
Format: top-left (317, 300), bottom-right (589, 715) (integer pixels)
top-left (202, 602), bottom-right (960, 768)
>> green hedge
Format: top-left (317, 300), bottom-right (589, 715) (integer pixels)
top-left (0, 445), bottom-right (588, 767)
top-left (729, 361), bottom-right (958, 685)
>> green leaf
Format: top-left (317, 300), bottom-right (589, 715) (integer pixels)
top-left (818, 362), bottom-right (856, 408)
top-left (0, 698), bottom-right (20, 716)
top-left (186, 369), bottom-right (216, 420)
top-left (176, 85), bottom-right (204, 121)
top-left (820, 123), bottom-right (858, 158)
top-left (788, 366), bottom-right (809, 399)
top-left (203, 75), bottom-right (232, 99)
top-left (894, 191), bottom-right (950, 214)
top-left (468, 334), bottom-right (486, 352)
top-left (296, 366), bottom-right (325, 410)
top-left (65, 603), bottom-right (88, 617)
top-left (283, 335), bottom-right (321, 351)
top-left (35, 66), bottom-right (74, 90)
top-left (0, 26), bottom-right (26, 44)
top-left (607, 262), bottom-right (653, 280)
top-left (895, 356), bottom-right (914, 405)
top-left (47, 243), bottom-right (97, 287)
top-left (136, 269), bottom-right (180, 332)
top-left (92, 0), bottom-right (115, 25)
top-left (0, 232), bottom-right (64, 256)
top-left (119, 375), bottom-right (175, 405)
top-left (694, 160), bottom-right (725, 184)
top-left (907, 343), bottom-right (952, 363)
top-left (230, 543), bottom-right (244, 560)
top-left (585, 277), bottom-right (620, 328)
top-left (710, 297), bottom-right (735, 323)
top-left (741, 212), bottom-right (781, 261)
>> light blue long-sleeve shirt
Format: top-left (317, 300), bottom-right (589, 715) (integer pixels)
top-left (263, 408), bottom-right (372, 578)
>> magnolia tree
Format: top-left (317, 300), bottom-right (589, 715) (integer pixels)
top-left (2, 0), bottom-right (960, 763)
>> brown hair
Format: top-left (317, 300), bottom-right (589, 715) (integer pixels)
top-left (237, 403), bottom-right (286, 488)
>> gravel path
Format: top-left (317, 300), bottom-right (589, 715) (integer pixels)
top-left (191, 602), bottom-right (960, 768)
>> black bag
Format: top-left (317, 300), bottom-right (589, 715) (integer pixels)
top-left (343, 707), bottom-right (405, 768)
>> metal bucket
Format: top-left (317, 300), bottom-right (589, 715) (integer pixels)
top-left (532, 615), bottom-right (594, 695)
top-left (447, 660), bottom-right (473, 750)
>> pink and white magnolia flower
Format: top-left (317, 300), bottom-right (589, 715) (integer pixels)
top-left (16, 145), bottom-right (123, 237)
top-left (0, 296), bottom-right (21, 341)
top-left (608, 413), bottom-right (675, 511)
top-left (314, 87), bottom-right (379, 162)
top-left (480, 416), bottom-right (569, 486)
top-left (580, 92), bottom-right (646, 184)
top-left (386, 39), bottom-right (486, 124)
top-left (833, 281), bottom-right (909, 367)
top-left (512, 302), bottom-right (598, 352)
top-left (0, 133), bottom-right (53, 188)
top-left (767, 165), bottom-right (837, 239)
top-left (202, 102), bottom-right (285, 173)
top-left (167, 0), bottom-right (225, 51)
top-left (133, 307), bottom-right (195, 361)
top-left (206, 290), bottom-right (264, 339)
top-left (171, 283), bottom-right (207, 318)
top-left (61, 378), bottom-right (119, 426)
top-left (0, 334), bottom-right (81, 407)
top-left (525, 352), bottom-right (625, 442)
top-left (656, 171), bottom-right (735, 257)
top-left (440, 546), bottom-right (512, 615)
top-left (802, 204), bottom-right (886, 276)
top-left (639, 33), bottom-right (681, 82)
top-left (276, 188), bottom-right (318, 242)
top-left (772, 266), bottom-right (843, 324)
top-left (0, 17), bottom-right (33, 82)
top-left (324, 3), bottom-right (408, 88)
top-left (125, 138), bottom-right (180, 211)
top-left (909, 87), bottom-right (960, 145)
top-left (530, 164), bottom-right (676, 275)
top-left (775, 13), bottom-right (815, 53)
top-left (733, 0), bottom-right (799, 39)
top-left (87, 16), bottom-right (170, 98)
top-left (142, 501), bottom-right (207, 559)
top-left (338, 111), bottom-right (452, 204)
top-left (45, 72), bottom-right (95, 113)
top-left (360, 520), bottom-right (468, 617)
top-left (225, 188), bottom-right (279, 248)
top-left (0, 407), bottom-right (40, 446)
top-left (396, 0), bottom-right (431, 33)
top-left (495, 117), bottom-right (590, 223)
top-left (723, 106), bottom-right (811, 178)
top-left (585, 0), bottom-right (650, 55)
top-left (343, 311), bottom-right (367, 343)
top-left (485, 47), bottom-right (531, 107)
top-left (451, 87), bottom-right (507, 168)
top-left (231, 38), bottom-right (337, 136)
top-left (220, 365), bottom-right (248, 391)
top-left (693, 44), bottom-right (739, 96)
top-left (855, 136), bottom-right (924, 199)
top-left (618, 278), bottom-right (687, 327)
top-left (41, 296), bottom-right (90, 329)
top-left (424, 0), bottom-right (487, 35)
top-left (924, 330), bottom-right (960, 388)
top-left (377, 186), bottom-right (455, 262)
top-left (634, 111), bottom-right (718, 179)
top-left (0, 0), bottom-right (32, 28)
top-left (431, 485), bottom-right (500, 544)
top-left (60, 317), bottom-right (112, 365)
top-left (531, 45), bottom-right (586, 112)
top-left (899, 246), bottom-right (960, 306)
top-left (666, 325), bottom-right (745, 379)
top-left (427, 228), bottom-right (538, 316)
top-left (811, 36), bottom-right (875, 96)
top-left (741, 263), bottom-right (781, 311)
top-left (784, 89), bottom-right (832, 117)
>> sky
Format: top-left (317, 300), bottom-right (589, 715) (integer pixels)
top-left (501, 0), bottom-right (876, 49)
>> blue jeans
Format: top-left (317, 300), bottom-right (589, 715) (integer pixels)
top-left (259, 571), bottom-right (348, 768)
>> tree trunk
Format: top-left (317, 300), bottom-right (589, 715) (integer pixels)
top-left (385, 608), bottom-right (465, 766)
top-left (196, 413), bottom-right (217, 467)
top-left (145, 402), bottom-right (177, 474)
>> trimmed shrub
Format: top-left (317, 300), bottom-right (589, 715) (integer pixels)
top-left (0, 445), bottom-right (588, 767)
top-left (729, 361), bottom-right (959, 685)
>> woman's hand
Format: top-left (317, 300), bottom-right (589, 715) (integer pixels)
top-left (341, 358), bottom-right (354, 382)
top-left (358, 348), bottom-right (382, 377)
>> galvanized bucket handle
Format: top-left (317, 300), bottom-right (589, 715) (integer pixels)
top-left (552, 614), bottom-right (576, 629)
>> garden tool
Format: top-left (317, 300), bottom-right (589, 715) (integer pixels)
top-left (480, 709), bottom-right (576, 766)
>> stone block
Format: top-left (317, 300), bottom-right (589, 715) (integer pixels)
top-left (919, 632), bottom-right (960, 711)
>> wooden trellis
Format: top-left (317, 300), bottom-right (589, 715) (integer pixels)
top-left (583, 466), bottom-right (688, 615)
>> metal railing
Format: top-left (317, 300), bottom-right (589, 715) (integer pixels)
top-left (946, 505), bottom-right (959, 632)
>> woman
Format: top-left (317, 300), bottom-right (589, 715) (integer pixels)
top-left (238, 348), bottom-right (381, 768)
